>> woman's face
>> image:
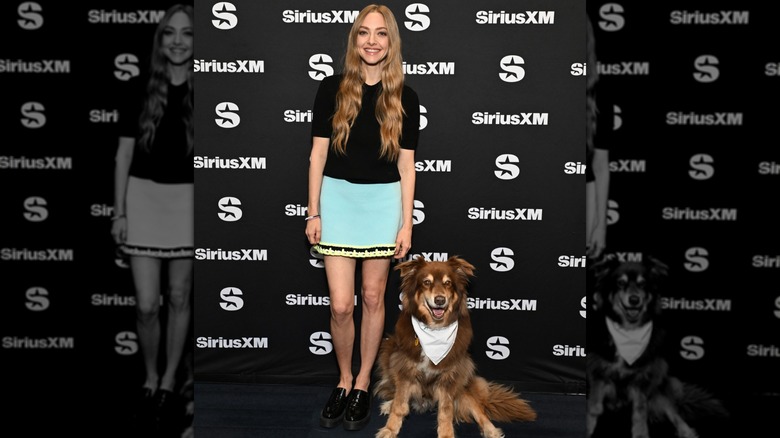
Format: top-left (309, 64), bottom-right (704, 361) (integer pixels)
top-left (161, 11), bottom-right (193, 65)
top-left (356, 11), bottom-right (388, 66)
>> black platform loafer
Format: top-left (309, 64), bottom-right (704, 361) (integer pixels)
top-left (320, 387), bottom-right (349, 428)
top-left (343, 389), bottom-right (371, 431)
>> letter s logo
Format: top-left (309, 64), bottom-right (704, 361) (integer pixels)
top-left (679, 336), bottom-right (705, 360)
top-left (21, 102), bottom-right (46, 128)
top-left (499, 55), bottom-right (525, 83)
top-left (309, 54), bottom-right (334, 80)
top-left (114, 53), bottom-right (140, 81)
top-left (219, 287), bottom-right (244, 311)
top-left (684, 247), bottom-right (709, 272)
top-left (485, 336), bottom-right (511, 360)
top-left (25, 287), bottom-right (49, 311)
top-left (215, 102), bottom-right (240, 128)
top-left (494, 154), bottom-right (520, 180)
top-left (218, 196), bottom-right (243, 221)
top-left (404, 3), bottom-right (430, 31)
top-left (212, 2), bottom-right (238, 29)
top-left (693, 54), bottom-right (719, 83)
top-left (18, 2), bottom-right (44, 30)
top-left (688, 153), bottom-right (714, 180)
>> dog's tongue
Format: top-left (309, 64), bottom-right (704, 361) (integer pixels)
top-left (432, 308), bottom-right (445, 319)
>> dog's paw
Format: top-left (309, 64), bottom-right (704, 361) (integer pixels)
top-left (376, 427), bottom-right (397, 438)
top-left (482, 427), bottom-right (505, 438)
top-left (379, 400), bottom-right (393, 415)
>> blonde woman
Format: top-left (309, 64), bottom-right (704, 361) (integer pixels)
top-left (111, 3), bottom-right (194, 423)
top-left (305, 4), bottom-right (420, 431)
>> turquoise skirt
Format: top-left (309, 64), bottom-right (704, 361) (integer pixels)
top-left (314, 176), bottom-right (401, 258)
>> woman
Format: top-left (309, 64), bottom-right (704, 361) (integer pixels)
top-left (305, 4), bottom-right (420, 431)
top-left (586, 14), bottom-right (610, 260)
top-left (110, 3), bottom-right (194, 419)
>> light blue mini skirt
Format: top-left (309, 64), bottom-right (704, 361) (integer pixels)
top-left (314, 176), bottom-right (401, 258)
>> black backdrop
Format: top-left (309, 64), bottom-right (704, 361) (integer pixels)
top-left (193, 0), bottom-right (586, 393)
top-left (2, 0), bottom-right (778, 433)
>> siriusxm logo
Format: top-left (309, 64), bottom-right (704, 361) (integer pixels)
top-left (196, 337), bottom-right (268, 349)
top-left (87, 9), bottom-right (165, 24)
top-left (468, 297), bottom-right (537, 311)
top-left (662, 207), bottom-right (737, 221)
top-left (20, 101), bottom-right (45, 128)
top-left (661, 297), bottom-right (732, 311)
top-left (403, 61), bottom-right (454, 75)
top-left (404, 3), bottom-right (430, 31)
top-left (114, 53), bottom-right (140, 81)
top-left (415, 159), bottom-right (451, 172)
top-left (485, 336), bottom-right (510, 360)
top-left (475, 10), bottom-right (555, 25)
top-left (468, 207), bottom-right (542, 220)
top-left (553, 345), bottom-right (585, 357)
top-left (17, 2), bottom-right (43, 30)
top-left (666, 111), bottom-right (742, 126)
top-left (472, 112), bottom-right (548, 125)
top-left (195, 248), bottom-right (267, 261)
top-left (194, 156), bottom-right (266, 169)
top-left (669, 10), bottom-right (749, 25)
top-left (3, 336), bottom-right (74, 349)
top-left (597, 61), bottom-right (649, 76)
top-left (0, 59), bottom-right (70, 74)
top-left (284, 110), bottom-right (312, 123)
top-left (282, 9), bottom-right (359, 23)
top-left (194, 59), bottom-right (264, 73)
top-left (1, 248), bottom-right (73, 261)
top-left (0, 156), bottom-right (72, 170)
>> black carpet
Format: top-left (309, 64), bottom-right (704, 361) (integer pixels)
top-left (193, 382), bottom-right (584, 438)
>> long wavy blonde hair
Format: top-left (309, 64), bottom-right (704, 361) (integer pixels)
top-left (586, 14), bottom-right (599, 156)
top-left (331, 4), bottom-right (405, 161)
top-left (138, 4), bottom-right (194, 154)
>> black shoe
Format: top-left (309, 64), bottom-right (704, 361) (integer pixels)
top-left (320, 387), bottom-right (349, 428)
top-left (155, 389), bottom-right (176, 414)
top-left (343, 389), bottom-right (371, 431)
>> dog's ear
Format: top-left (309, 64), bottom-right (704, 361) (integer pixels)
top-left (394, 257), bottom-right (425, 278)
top-left (590, 255), bottom-right (618, 284)
top-left (645, 255), bottom-right (669, 280)
top-left (447, 255), bottom-right (475, 280)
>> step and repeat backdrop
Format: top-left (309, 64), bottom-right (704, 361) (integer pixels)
top-left (193, 0), bottom-right (587, 393)
top-left (3, 0), bottom-right (776, 433)
top-left (0, 0), bottom-right (190, 431)
top-left (586, 0), bottom-right (779, 423)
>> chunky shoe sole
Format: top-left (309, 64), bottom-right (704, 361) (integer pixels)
top-left (320, 412), bottom-right (345, 428)
top-left (320, 387), bottom-right (349, 428)
top-left (342, 413), bottom-right (370, 431)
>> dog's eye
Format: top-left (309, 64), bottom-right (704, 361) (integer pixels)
top-left (617, 279), bottom-right (627, 287)
top-left (443, 280), bottom-right (452, 286)
top-left (423, 279), bottom-right (432, 286)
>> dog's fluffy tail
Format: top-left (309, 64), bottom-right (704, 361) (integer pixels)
top-left (677, 382), bottom-right (730, 421)
top-left (460, 379), bottom-right (537, 422)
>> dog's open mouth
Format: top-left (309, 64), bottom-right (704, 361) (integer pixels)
top-left (426, 301), bottom-right (447, 320)
top-left (622, 305), bottom-right (642, 320)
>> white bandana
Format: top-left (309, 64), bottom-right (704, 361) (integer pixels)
top-left (605, 317), bottom-right (653, 365)
top-left (411, 315), bottom-right (458, 365)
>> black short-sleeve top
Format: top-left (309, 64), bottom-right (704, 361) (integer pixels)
top-left (119, 80), bottom-right (193, 184)
top-left (311, 74), bottom-right (420, 184)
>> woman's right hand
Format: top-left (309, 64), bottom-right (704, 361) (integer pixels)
top-left (111, 217), bottom-right (127, 245)
top-left (305, 217), bottom-right (321, 245)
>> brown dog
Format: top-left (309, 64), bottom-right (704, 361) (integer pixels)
top-left (587, 256), bottom-right (727, 438)
top-left (374, 256), bottom-right (537, 438)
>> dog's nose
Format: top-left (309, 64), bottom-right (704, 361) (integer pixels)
top-left (628, 295), bottom-right (640, 306)
top-left (434, 296), bottom-right (446, 306)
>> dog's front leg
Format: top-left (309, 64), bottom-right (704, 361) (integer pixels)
top-left (376, 383), bottom-right (412, 438)
top-left (628, 386), bottom-right (650, 438)
top-left (586, 380), bottom-right (608, 437)
top-left (434, 387), bottom-right (456, 438)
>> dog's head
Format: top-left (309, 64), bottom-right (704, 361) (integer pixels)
top-left (395, 255), bottom-right (475, 328)
top-left (590, 255), bottom-right (668, 327)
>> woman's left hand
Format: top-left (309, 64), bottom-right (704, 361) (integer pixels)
top-left (394, 227), bottom-right (412, 259)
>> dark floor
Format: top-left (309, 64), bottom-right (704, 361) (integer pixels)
top-left (193, 382), bottom-right (584, 438)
